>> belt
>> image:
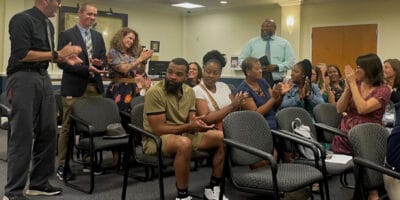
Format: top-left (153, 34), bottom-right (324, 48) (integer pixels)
top-left (113, 77), bottom-right (136, 83)
top-left (19, 68), bottom-right (47, 75)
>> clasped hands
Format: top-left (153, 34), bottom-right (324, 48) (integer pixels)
top-left (189, 115), bottom-right (215, 133)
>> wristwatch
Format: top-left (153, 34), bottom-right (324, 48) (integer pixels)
top-left (52, 51), bottom-right (58, 61)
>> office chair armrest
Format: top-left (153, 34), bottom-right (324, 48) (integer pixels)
top-left (353, 157), bottom-right (400, 180)
top-left (128, 123), bottom-right (162, 151)
top-left (70, 114), bottom-right (95, 135)
top-left (120, 111), bottom-right (131, 120)
top-left (223, 138), bottom-right (277, 173)
top-left (0, 104), bottom-right (11, 117)
top-left (314, 122), bottom-right (348, 138)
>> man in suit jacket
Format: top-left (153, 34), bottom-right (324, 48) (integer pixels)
top-left (56, 2), bottom-right (107, 180)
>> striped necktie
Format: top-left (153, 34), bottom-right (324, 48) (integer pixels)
top-left (85, 29), bottom-right (93, 60)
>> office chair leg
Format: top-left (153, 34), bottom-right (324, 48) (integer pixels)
top-left (319, 180), bottom-right (326, 200)
top-left (121, 139), bottom-right (132, 200)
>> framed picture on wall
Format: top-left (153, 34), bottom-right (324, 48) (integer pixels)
top-left (150, 41), bottom-right (160, 53)
top-left (59, 6), bottom-right (128, 51)
top-left (230, 56), bottom-right (240, 70)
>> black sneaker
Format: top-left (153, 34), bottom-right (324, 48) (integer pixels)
top-left (56, 166), bottom-right (73, 181)
top-left (82, 165), bottom-right (104, 175)
top-left (2, 195), bottom-right (31, 200)
top-left (25, 184), bottom-right (62, 196)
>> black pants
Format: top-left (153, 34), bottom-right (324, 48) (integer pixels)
top-left (5, 71), bottom-right (56, 196)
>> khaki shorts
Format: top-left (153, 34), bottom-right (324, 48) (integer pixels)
top-left (142, 132), bottom-right (204, 156)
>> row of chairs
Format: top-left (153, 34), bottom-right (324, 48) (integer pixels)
top-left (221, 104), bottom-right (400, 200)
top-left (6, 92), bottom-right (395, 199)
top-left (122, 104), bottom-right (329, 199)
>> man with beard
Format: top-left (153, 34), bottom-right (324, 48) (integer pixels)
top-left (143, 58), bottom-right (228, 200)
top-left (239, 19), bottom-right (295, 86)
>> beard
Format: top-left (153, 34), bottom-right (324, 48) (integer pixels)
top-left (165, 79), bottom-right (182, 94)
top-left (261, 31), bottom-right (272, 40)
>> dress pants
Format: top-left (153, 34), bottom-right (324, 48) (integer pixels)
top-left (384, 174), bottom-right (400, 199)
top-left (5, 71), bottom-right (56, 196)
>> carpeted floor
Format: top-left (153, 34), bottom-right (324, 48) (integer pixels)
top-left (0, 129), bottom-right (355, 200)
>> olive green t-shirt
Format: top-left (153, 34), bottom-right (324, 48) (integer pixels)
top-left (143, 80), bottom-right (196, 133)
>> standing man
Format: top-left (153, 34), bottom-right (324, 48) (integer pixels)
top-left (143, 58), bottom-right (228, 200)
top-left (239, 19), bottom-right (295, 86)
top-left (4, 0), bottom-right (83, 199)
top-left (56, 2), bottom-right (107, 180)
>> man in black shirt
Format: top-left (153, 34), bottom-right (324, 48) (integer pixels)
top-left (4, 0), bottom-right (82, 199)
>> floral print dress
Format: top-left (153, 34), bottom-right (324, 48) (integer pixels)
top-left (106, 48), bottom-right (139, 112)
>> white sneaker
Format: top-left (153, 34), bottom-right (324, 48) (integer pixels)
top-left (204, 186), bottom-right (229, 200)
top-left (175, 196), bottom-right (192, 200)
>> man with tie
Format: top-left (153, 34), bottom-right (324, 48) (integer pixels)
top-left (57, 2), bottom-right (107, 180)
top-left (239, 19), bottom-right (296, 86)
top-left (4, 0), bottom-right (83, 199)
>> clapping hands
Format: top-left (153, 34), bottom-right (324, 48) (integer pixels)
top-left (230, 91), bottom-right (248, 109)
top-left (58, 42), bottom-right (83, 65)
top-left (278, 80), bottom-right (292, 95)
top-left (90, 58), bottom-right (104, 67)
top-left (299, 77), bottom-right (311, 100)
top-left (344, 65), bottom-right (356, 85)
top-left (138, 49), bottom-right (154, 62)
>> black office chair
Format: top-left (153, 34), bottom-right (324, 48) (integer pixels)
top-left (222, 110), bottom-right (327, 199)
top-left (130, 95), bottom-right (144, 108)
top-left (120, 96), bottom-right (145, 134)
top-left (64, 96), bottom-right (129, 194)
top-left (313, 103), bottom-right (354, 188)
top-left (127, 103), bottom-right (173, 181)
top-left (0, 92), bottom-right (11, 161)
top-left (275, 107), bottom-right (353, 196)
top-left (348, 123), bottom-right (391, 200)
top-left (313, 103), bottom-right (342, 143)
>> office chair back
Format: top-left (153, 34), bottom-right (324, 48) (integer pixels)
top-left (276, 107), bottom-right (317, 139)
top-left (72, 97), bottom-right (121, 133)
top-left (223, 110), bottom-right (274, 165)
top-left (313, 103), bottom-right (342, 142)
top-left (348, 123), bottom-right (389, 190)
top-left (130, 96), bottom-right (145, 110)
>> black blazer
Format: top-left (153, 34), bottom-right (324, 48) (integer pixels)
top-left (57, 25), bottom-right (106, 97)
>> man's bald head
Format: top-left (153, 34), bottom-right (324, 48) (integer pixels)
top-left (260, 19), bottom-right (276, 39)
